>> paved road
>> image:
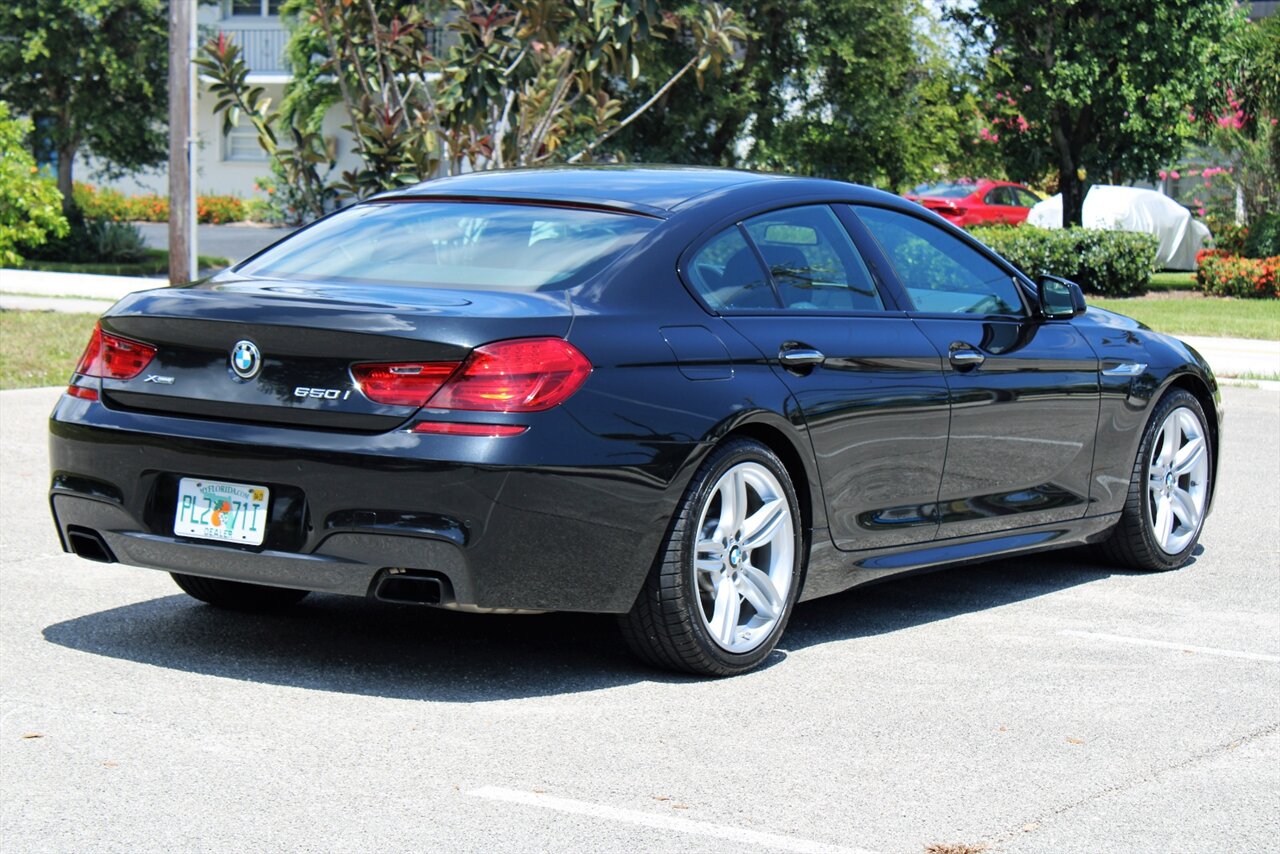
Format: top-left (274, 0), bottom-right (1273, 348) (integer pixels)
top-left (2, 386), bottom-right (1277, 853)
top-left (135, 223), bottom-right (295, 264)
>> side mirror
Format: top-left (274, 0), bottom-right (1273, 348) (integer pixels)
top-left (1037, 275), bottom-right (1086, 319)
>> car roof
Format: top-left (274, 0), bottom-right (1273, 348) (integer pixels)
top-left (375, 165), bottom-right (885, 217)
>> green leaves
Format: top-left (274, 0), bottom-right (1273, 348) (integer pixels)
top-left (0, 0), bottom-right (168, 188)
top-left (0, 103), bottom-right (68, 266)
top-left (956, 0), bottom-right (1246, 225)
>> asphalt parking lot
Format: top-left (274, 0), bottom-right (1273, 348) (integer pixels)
top-left (2, 384), bottom-right (1277, 853)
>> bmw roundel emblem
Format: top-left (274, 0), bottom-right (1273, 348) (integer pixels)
top-left (230, 340), bottom-right (262, 380)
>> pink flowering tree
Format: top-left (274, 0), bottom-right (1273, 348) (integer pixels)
top-left (1172, 15), bottom-right (1280, 227)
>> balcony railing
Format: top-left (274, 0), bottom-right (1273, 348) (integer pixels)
top-left (203, 25), bottom-right (450, 76)
top-left (208, 26), bottom-right (291, 74)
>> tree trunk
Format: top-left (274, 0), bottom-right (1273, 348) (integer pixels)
top-left (1060, 171), bottom-right (1086, 229)
top-left (56, 146), bottom-right (75, 215)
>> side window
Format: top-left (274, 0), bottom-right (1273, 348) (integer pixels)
top-left (853, 205), bottom-right (1026, 317)
top-left (1013, 188), bottom-right (1041, 208)
top-left (984, 187), bottom-right (1006, 206)
top-left (686, 226), bottom-right (776, 310)
top-left (742, 206), bottom-right (884, 312)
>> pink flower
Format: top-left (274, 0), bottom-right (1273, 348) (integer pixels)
top-left (1205, 181), bottom-right (1212, 188)
top-left (1023, 84), bottom-right (1032, 92)
top-left (1197, 207), bottom-right (1206, 216)
top-left (1158, 170), bottom-right (1168, 180)
top-left (1170, 170), bottom-right (1180, 180)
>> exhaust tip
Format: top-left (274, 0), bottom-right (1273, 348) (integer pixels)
top-left (373, 568), bottom-right (444, 605)
top-left (66, 526), bottom-right (116, 564)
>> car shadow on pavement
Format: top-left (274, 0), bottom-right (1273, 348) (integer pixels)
top-left (42, 547), bottom-right (1192, 701)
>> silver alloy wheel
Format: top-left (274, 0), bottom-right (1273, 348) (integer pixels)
top-left (693, 461), bottom-right (795, 654)
top-left (1147, 406), bottom-right (1210, 555)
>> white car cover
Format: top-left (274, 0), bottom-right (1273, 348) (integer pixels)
top-left (1026, 185), bottom-right (1212, 271)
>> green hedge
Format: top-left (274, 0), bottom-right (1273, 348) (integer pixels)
top-left (967, 225), bottom-right (1158, 297)
top-left (1243, 212), bottom-right (1280, 259)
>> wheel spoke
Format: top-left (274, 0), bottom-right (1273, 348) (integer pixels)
top-left (741, 498), bottom-right (785, 549)
top-left (1154, 494), bottom-right (1175, 549)
top-left (1170, 487), bottom-right (1199, 529)
top-left (715, 470), bottom-right (748, 539)
top-left (737, 565), bottom-right (783, 620)
top-left (709, 576), bottom-right (741, 646)
top-left (1172, 436), bottom-right (1205, 476)
top-left (1157, 418), bottom-right (1178, 467)
top-left (696, 538), bottom-right (723, 560)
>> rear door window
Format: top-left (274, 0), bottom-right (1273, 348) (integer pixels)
top-left (741, 206), bottom-right (885, 312)
top-left (685, 226), bottom-right (776, 310)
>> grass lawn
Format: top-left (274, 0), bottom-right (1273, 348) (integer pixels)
top-left (16, 248), bottom-right (230, 277)
top-left (0, 311), bottom-right (99, 389)
top-left (1091, 294), bottom-right (1280, 340)
top-left (1148, 271), bottom-right (1196, 291)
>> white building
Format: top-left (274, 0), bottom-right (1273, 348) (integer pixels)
top-left (79, 0), bottom-right (389, 200)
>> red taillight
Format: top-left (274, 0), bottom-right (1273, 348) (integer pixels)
top-left (352, 338), bottom-right (591, 412)
top-left (428, 338), bottom-right (592, 412)
top-left (351, 362), bottom-right (460, 406)
top-left (72, 323), bottom-right (156, 380)
top-left (410, 421), bottom-right (528, 437)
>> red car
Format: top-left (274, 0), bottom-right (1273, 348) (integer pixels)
top-left (904, 179), bottom-right (1042, 227)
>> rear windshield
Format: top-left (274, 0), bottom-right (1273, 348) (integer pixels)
top-left (234, 201), bottom-right (657, 291)
top-left (909, 182), bottom-right (976, 199)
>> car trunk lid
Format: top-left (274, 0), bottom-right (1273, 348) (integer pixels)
top-left (95, 277), bottom-right (574, 432)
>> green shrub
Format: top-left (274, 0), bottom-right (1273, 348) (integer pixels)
top-left (86, 219), bottom-right (148, 262)
top-left (1195, 250), bottom-right (1279, 299)
top-left (0, 103), bottom-right (68, 265)
top-left (1205, 216), bottom-right (1248, 255)
top-left (26, 210), bottom-right (149, 264)
top-left (967, 225), bottom-right (1158, 297)
top-left (1243, 212), bottom-right (1280, 259)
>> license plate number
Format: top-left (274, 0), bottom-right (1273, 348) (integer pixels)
top-left (174, 478), bottom-right (270, 545)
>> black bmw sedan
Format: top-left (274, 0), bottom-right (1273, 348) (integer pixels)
top-left (49, 166), bottom-right (1221, 676)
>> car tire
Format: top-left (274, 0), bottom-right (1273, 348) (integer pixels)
top-left (619, 438), bottom-right (804, 676)
top-left (170, 572), bottom-right (310, 610)
top-left (1097, 388), bottom-right (1213, 571)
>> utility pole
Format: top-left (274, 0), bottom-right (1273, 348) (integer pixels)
top-left (168, 0), bottom-right (197, 284)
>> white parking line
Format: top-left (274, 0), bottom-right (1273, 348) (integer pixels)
top-left (467, 786), bottom-right (878, 854)
top-left (1061, 630), bottom-right (1280, 662)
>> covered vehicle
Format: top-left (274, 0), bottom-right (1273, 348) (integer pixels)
top-left (1027, 185), bottom-right (1212, 271)
top-left (49, 166), bottom-right (1221, 676)
top-left (904, 179), bottom-right (1042, 226)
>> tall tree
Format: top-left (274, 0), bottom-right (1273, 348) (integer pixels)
top-left (616, 0), bottom-right (976, 189)
top-left (951, 0), bottom-right (1243, 227)
top-left (0, 0), bottom-right (168, 214)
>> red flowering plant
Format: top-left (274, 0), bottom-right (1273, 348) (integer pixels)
top-left (1195, 250), bottom-right (1280, 299)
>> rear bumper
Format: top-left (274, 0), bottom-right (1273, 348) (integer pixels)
top-left (49, 395), bottom-right (693, 613)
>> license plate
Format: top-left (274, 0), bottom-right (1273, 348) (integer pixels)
top-left (174, 478), bottom-right (270, 545)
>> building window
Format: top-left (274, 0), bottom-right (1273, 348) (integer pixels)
top-left (224, 125), bottom-right (267, 162)
top-left (226, 0), bottom-right (282, 17)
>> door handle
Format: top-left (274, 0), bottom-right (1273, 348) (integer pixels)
top-left (778, 347), bottom-right (826, 367)
top-left (949, 347), bottom-right (985, 369)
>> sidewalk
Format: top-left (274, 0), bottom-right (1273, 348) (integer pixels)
top-left (2, 269), bottom-right (1278, 383)
top-left (0, 269), bottom-right (158, 315)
